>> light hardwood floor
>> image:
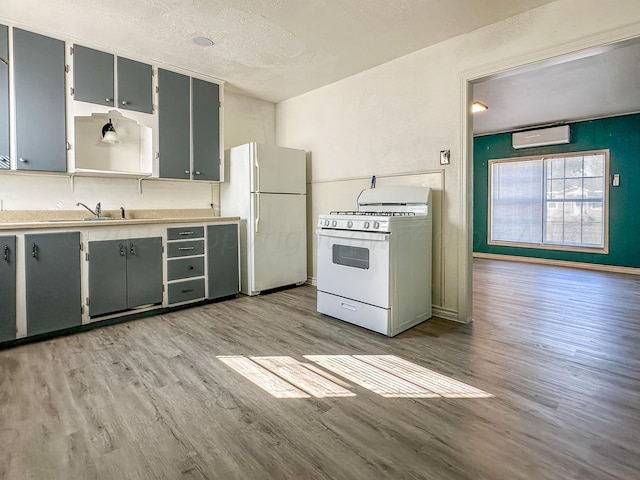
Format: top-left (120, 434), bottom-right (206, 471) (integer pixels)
top-left (1, 258), bottom-right (639, 479)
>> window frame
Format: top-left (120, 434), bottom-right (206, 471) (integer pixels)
top-left (487, 149), bottom-right (609, 254)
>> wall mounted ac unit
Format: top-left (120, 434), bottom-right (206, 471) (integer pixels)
top-left (512, 125), bottom-right (570, 149)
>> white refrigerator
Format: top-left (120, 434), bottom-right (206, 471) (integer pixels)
top-left (220, 142), bottom-right (307, 296)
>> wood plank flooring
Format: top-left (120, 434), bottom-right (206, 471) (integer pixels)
top-left (1, 258), bottom-right (640, 479)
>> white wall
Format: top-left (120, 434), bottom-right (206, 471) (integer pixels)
top-left (0, 90), bottom-right (275, 214)
top-left (275, 0), bottom-right (640, 322)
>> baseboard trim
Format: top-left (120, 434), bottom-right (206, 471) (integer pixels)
top-left (432, 306), bottom-right (464, 323)
top-left (473, 252), bottom-right (640, 276)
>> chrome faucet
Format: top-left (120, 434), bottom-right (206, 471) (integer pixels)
top-left (77, 202), bottom-right (102, 218)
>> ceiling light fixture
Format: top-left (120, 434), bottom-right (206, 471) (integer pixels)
top-left (193, 36), bottom-right (214, 47)
top-left (101, 118), bottom-right (119, 143)
top-left (472, 102), bottom-right (488, 113)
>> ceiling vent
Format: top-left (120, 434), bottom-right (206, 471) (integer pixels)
top-left (512, 125), bottom-right (570, 149)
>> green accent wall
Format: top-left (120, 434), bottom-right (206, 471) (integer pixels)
top-left (473, 113), bottom-right (640, 268)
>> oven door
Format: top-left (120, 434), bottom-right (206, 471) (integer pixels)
top-left (316, 229), bottom-right (390, 308)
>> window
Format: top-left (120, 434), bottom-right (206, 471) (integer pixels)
top-left (489, 151), bottom-right (608, 252)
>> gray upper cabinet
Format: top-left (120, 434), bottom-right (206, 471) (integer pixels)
top-left (158, 69), bottom-right (190, 179)
top-left (158, 73), bottom-right (221, 181)
top-left (0, 235), bottom-right (16, 342)
top-left (117, 56), bottom-right (153, 114)
top-left (73, 44), bottom-right (114, 107)
top-left (207, 224), bottom-right (239, 299)
top-left (13, 28), bottom-right (66, 172)
top-left (25, 232), bottom-right (82, 336)
top-left (192, 78), bottom-right (220, 181)
top-left (0, 25), bottom-right (9, 170)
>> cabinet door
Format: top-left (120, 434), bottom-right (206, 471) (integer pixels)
top-left (0, 24), bottom-right (8, 170)
top-left (126, 237), bottom-right (163, 308)
top-left (25, 232), bottom-right (81, 336)
top-left (117, 57), bottom-right (152, 114)
top-left (207, 224), bottom-right (239, 299)
top-left (73, 44), bottom-right (114, 107)
top-left (13, 29), bottom-right (67, 172)
top-left (192, 78), bottom-right (220, 181)
top-left (0, 236), bottom-right (16, 342)
top-left (158, 69), bottom-right (190, 179)
top-left (89, 240), bottom-right (128, 317)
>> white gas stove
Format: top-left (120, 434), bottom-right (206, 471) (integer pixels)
top-left (316, 186), bottom-right (432, 337)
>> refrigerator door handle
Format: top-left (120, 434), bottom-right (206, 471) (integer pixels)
top-left (254, 158), bottom-right (260, 193)
top-left (255, 194), bottom-right (260, 233)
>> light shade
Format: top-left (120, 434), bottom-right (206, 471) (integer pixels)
top-left (471, 102), bottom-right (488, 113)
top-left (101, 119), bottom-right (119, 143)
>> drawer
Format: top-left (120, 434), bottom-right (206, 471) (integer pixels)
top-left (167, 226), bottom-right (204, 241)
top-left (168, 278), bottom-right (205, 305)
top-left (167, 240), bottom-right (205, 258)
top-left (168, 256), bottom-right (205, 281)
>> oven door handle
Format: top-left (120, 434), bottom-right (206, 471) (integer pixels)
top-left (316, 229), bottom-right (390, 241)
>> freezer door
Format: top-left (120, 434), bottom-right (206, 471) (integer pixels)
top-left (251, 143), bottom-right (306, 194)
top-left (248, 193), bottom-right (307, 294)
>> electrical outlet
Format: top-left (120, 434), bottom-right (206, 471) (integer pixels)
top-left (440, 150), bottom-right (450, 165)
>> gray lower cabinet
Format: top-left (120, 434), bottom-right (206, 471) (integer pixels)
top-left (166, 226), bottom-right (206, 305)
top-left (0, 235), bottom-right (16, 342)
top-left (88, 237), bottom-right (163, 317)
top-left (207, 224), bottom-right (239, 299)
top-left (13, 28), bottom-right (66, 172)
top-left (25, 232), bottom-right (82, 336)
top-left (0, 24), bottom-right (9, 170)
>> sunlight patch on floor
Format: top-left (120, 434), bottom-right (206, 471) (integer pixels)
top-left (217, 354), bottom-right (493, 400)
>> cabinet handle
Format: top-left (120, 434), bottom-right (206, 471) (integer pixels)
top-left (181, 289), bottom-right (194, 293)
top-left (105, 98), bottom-right (112, 102)
top-left (32, 243), bottom-right (38, 259)
top-left (130, 243), bottom-right (136, 256)
top-left (121, 100), bottom-right (128, 106)
top-left (3, 245), bottom-right (8, 262)
top-left (187, 266), bottom-right (194, 270)
top-left (184, 170), bottom-right (189, 174)
top-left (19, 157), bottom-right (28, 163)
top-left (178, 231), bottom-right (194, 236)
top-left (193, 171), bottom-right (201, 175)
top-left (178, 247), bottom-right (195, 251)
top-left (119, 243), bottom-right (126, 256)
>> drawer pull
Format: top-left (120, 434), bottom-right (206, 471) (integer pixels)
top-left (181, 289), bottom-right (194, 294)
top-left (178, 231), bottom-right (195, 235)
top-left (341, 302), bottom-right (357, 312)
top-left (178, 247), bottom-right (195, 251)
top-left (3, 245), bottom-right (9, 262)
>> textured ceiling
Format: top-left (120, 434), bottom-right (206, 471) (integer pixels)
top-left (2, 0), bottom-right (555, 103)
top-left (472, 39), bottom-right (640, 134)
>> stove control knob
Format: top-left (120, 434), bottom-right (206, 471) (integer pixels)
top-left (373, 221), bottom-right (380, 229)
top-left (364, 221), bottom-right (370, 229)
top-left (347, 220), bottom-right (353, 228)
top-left (324, 219), bottom-right (330, 226)
top-left (331, 220), bottom-right (337, 227)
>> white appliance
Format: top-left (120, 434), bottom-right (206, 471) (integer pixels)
top-left (316, 186), bottom-right (432, 337)
top-left (221, 142), bottom-right (307, 296)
